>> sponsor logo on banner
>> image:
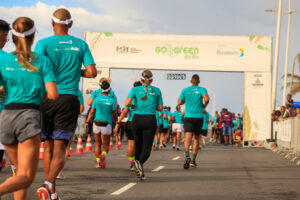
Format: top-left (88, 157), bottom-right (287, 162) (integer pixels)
top-left (217, 48), bottom-right (245, 57)
top-left (252, 74), bottom-right (264, 87)
top-left (155, 45), bottom-right (199, 60)
top-left (116, 45), bottom-right (142, 54)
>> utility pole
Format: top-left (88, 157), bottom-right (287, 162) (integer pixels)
top-left (266, 0), bottom-right (283, 110)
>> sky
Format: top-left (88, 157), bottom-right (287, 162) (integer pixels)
top-left (1, 0), bottom-right (300, 113)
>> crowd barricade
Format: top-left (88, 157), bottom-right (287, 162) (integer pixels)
top-left (273, 116), bottom-right (300, 157)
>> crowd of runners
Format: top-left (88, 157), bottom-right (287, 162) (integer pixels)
top-left (0, 8), bottom-right (243, 200)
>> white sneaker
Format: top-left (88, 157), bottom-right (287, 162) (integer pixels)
top-left (56, 171), bottom-right (65, 179)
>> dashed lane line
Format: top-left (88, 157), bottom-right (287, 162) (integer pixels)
top-left (111, 182), bottom-right (137, 195)
top-left (152, 165), bottom-right (165, 172)
top-left (172, 156), bottom-right (180, 160)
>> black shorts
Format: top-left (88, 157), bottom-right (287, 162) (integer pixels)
top-left (183, 118), bottom-right (204, 136)
top-left (125, 121), bottom-right (134, 140)
top-left (159, 125), bottom-right (164, 133)
top-left (41, 94), bottom-right (80, 141)
top-left (200, 129), bottom-right (208, 137)
top-left (163, 128), bottom-right (168, 134)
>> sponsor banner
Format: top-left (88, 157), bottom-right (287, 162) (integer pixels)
top-left (85, 32), bottom-right (271, 72)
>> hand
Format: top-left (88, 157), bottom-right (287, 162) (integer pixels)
top-left (114, 124), bottom-right (119, 136)
top-left (84, 122), bottom-right (89, 130)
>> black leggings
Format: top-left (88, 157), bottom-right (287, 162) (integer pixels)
top-left (0, 150), bottom-right (4, 165)
top-left (132, 114), bottom-right (157, 165)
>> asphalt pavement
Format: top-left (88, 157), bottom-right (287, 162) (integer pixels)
top-left (1, 143), bottom-right (300, 200)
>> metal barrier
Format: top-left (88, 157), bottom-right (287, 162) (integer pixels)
top-left (273, 116), bottom-right (300, 156)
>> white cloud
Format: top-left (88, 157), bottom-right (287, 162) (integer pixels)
top-left (0, 1), bottom-right (151, 51)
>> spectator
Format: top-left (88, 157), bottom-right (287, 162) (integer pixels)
top-left (286, 94), bottom-right (294, 110)
top-left (280, 106), bottom-right (289, 120)
top-left (296, 107), bottom-right (300, 117)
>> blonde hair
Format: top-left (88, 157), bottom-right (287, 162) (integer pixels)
top-left (141, 70), bottom-right (153, 101)
top-left (12, 17), bottom-right (37, 72)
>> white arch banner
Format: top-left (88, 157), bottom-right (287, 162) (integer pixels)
top-left (83, 32), bottom-right (272, 144)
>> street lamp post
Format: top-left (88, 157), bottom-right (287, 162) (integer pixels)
top-left (266, 0), bottom-right (298, 108)
top-left (266, 0), bottom-right (283, 110)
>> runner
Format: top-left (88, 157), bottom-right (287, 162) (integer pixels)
top-left (177, 74), bottom-right (209, 169)
top-left (114, 81), bottom-right (141, 170)
top-left (0, 17), bottom-right (58, 199)
top-left (171, 105), bottom-right (183, 150)
top-left (0, 19), bottom-right (9, 173)
top-left (199, 110), bottom-right (212, 151)
top-left (85, 79), bottom-right (117, 169)
top-left (35, 8), bottom-right (97, 200)
top-left (160, 107), bottom-right (169, 148)
top-left (210, 111), bottom-right (219, 143)
top-left (124, 70), bottom-right (163, 180)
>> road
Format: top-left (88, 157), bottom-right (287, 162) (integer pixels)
top-left (1, 143), bottom-right (300, 200)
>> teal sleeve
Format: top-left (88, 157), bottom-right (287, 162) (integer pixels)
top-left (201, 88), bottom-right (208, 95)
top-left (91, 99), bottom-right (96, 109)
top-left (112, 101), bottom-right (117, 111)
top-left (42, 57), bottom-right (56, 83)
top-left (34, 40), bottom-right (46, 56)
top-left (157, 89), bottom-right (163, 105)
top-left (127, 87), bottom-right (136, 99)
top-left (78, 90), bottom-right (84, 105)
top-left (178, 89), bottom-right (185, 101)
top-left (82, 41), bottom-right (95, 67)
top-left (90, 90), bottom-right (97, 98)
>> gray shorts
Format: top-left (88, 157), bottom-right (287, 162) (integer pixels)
top-left (0, 109), bottom-right (41, 145)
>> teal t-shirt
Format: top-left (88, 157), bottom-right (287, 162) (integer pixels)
top-left (92, 96), bottom-right (116, 125)
top-left (77, 90), bottom-right (84, 105)
top-left (162, 109), bottom-right (169, 128)
top-left (202, 112), bottom-right (212, 130)
top-left (91, 89), bottom-right (117, 101)
top-left (0, 52), bottom-right (56, 106)
top-left (156, 111), bottom-right (162, 126)
top-left (0, 49), bottom-right (7, 112)
top-left (212, 116), bottom-right (217, 123)
top-left (35, 35), bottom-right (95, 96)
top-left (0, 49), bottom-right (6, 55)
top-left (127, 85), bottom-right (163, 115)
top-left (125, 105), bottom-right (134, 122)
top-left (233, 118), bottom-right (241, 130)
top-left (179, 86), bottom-right (208, 118)
top-left (173, 111), bottom-right (183, 124)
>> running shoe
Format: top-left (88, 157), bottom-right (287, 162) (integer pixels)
top-left (172, 145), bottom-right (176, 150)
top-left (36, 184), bottom-right (51, 200)
top-left (56, 171), bottom-right (65, 179)
top-left (134, 160), bottom-right (143, 179)
top-left (163, 143), bottom-right (167, 148)
top-left (99, 154), bottom-right (106, 169)
top-left (130, 162), bottom-right (135, 171)
top-left (176, 146), bottom-right (180, 151)
top-left (190, 160), bottom-right (197, 168)
top-left (183, 157), bottom-right (191, 170)
top-left (159, 145), bottom-right (163, 149)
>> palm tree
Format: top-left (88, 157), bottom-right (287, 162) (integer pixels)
top-left (283, 54), bottom-right (300, 95)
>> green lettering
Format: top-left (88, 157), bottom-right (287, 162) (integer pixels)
top-left (155, 46), bottom-right (160, 53)
top-left (161, 46), bottom-right (167, 53)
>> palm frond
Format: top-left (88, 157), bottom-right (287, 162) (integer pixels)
top-left (290, 84), bottom-right (300, 94)
top-left (283, 74), bottom-right (300, 80)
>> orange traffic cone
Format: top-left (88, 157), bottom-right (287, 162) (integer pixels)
top-left (68, 147), bottom-right (74, 156)
top-left (76, 135), bottom-right (84, 154)
top-left (109, 139), bottom-right (113, 150)
top-left (39, 142), bottom-right (45, 160)
top-left (84, 134), bottom-right (93, 153)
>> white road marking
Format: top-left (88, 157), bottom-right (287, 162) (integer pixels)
top-left (172, 156), bottom-right (180, 160)
top-left (111, 183), bottom-right (137, 195)
top-left (152, 165), bottom-right (165, 172)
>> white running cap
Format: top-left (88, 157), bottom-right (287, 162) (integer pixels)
top-left (51, 16), bottom-right (72, 25)
top-left (11, 26), bottom-right (36, 38)
top-left (141, 77), bottom-right (153, 81)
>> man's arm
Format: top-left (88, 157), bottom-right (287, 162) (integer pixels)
top-left (81, 64), bottom-right (97, 78)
